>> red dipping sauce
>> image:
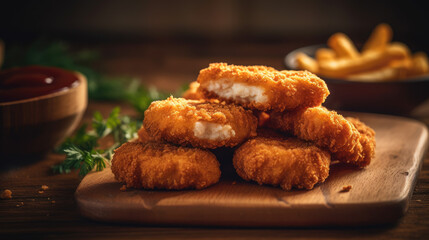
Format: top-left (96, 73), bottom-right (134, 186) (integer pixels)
top-left (0, 66), bottom-right (80, 103)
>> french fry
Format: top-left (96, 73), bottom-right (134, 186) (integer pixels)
top-left (381, 42), bottom-right (411, 57)
top-left (294, 23), bottom-right (428, 81)
top-left (0, 39), bottom-right (4, 69)
top-left (319, 43), bottom-right (409, 78)
top-left (385, 42), bottom-right (412, 79)
top-left (295, 52), bottom-right (319, 73)
top-left (346, 64), bottom-right (409, 82)
top-left (362, 23), bottom-right (393, 54)
top-left (389, 58), bottom-right (412, 79)
top-left (407, 52), bottom-right (429, 77)
top-left (315, 48), bottom-right (336, 62)
top-left (346, 67), bottom-right (399, 82)
top-left (327, 33), bottom-right (360, 59)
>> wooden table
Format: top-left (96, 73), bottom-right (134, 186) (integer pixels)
top-left (1, 101), bottom-right (428, 239)
top-left (1, 41), bottom-right (429, 239)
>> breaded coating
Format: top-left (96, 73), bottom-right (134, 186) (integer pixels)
top-left (1, 189), bottom-right (12, 199)
top-left (111, 141), bottom-right (221, 190)
top-left (233, 136), bottom-right (331, 190)
top-left (144, 97), bottom-right (257, 148)
top-left (267, 107), bottom-right (375, 168)
top-left (182, 81), bottom-right (204, 100)
top-left (255, 111), bottom-right (270, 127)
top-left (256, 128), bottom-right (286, 139)
top-left (345, 117), bottom-right (376, 167)
top-left (137, 126), bottom-right (154, 143)
top-left (197, 63), bottom-right (329, 112)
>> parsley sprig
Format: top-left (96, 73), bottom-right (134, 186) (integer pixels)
top-left (53, 107), bottom-right (140, 177)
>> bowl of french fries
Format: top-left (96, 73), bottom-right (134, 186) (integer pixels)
top-left (285, 23), bottom-right (429, 115)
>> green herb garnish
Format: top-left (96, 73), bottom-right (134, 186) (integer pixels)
top-left (53, 107), bottom-right (140, 177)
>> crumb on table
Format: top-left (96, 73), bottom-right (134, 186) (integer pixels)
top-left (38, 190), bottom-right (44, 194)
top-left (340, 185), bottom-right (352, 193)
top-left (120, 185), bottom-right (127, 191)
top-left (41, 185), bottom-right (49, 191)
top-left (1, 189), bottom-right (12, 199)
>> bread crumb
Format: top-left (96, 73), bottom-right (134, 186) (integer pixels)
top-left (1, 189), bottom-right (12, 199)
top-left (38, 190), bottom-right (44, 194)
top-left (51, 200), bottom-right (56, 204)
top-left (41, 185), bottom-right (49, 191)
top-left (120, 185), bottom-right (127, 191)
top-left (340, 185), bottom-right (352, 193)
top-left (16, 202), bottom-right (24, 207)
top-left (232, 181), bottom-right (237, 185)
top-left (257, 112), bottom-right (270, 127)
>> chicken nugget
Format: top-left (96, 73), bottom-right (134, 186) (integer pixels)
top-left (267, 107), bottom-right (375, 168)
top-left (111, 141), bottom-right (221, 190)
top-left (143, 97), bottom-right (258, 148)
top-left (197, 63), bottom-right (329, 112)
top-left (233, 136), bottom-right (331, 190)
top-left (182, 81), bottom-right (204, 100)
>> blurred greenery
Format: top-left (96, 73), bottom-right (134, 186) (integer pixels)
top-left (2, 39), bottom-right (187, 117)
top-left (2, 39), bottom-right (190, 176)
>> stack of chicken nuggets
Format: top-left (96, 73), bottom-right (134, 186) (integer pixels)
top-left (112, 63), bottom-right (376, 191)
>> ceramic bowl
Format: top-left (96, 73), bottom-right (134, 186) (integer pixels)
top-left (284, 44), bottom-right (429, 115)
top-left (0, 69), bottom-right (87, 160)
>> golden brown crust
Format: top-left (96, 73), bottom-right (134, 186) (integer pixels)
top-left (255, 111), bottom-right (270, 127)
top-left (340, 185), bottom-right (352, 193)
top-left (111, 141), bottom-right (221, 190)
top-left (137, 126), bottom-right (154, 143)
top-left (197, 63), bottom-right (329, 111)
top-left (267, 107), bottom-right (375, 168)
top-left (233, 136), bottom-right (331, 190)
top-left (256, 128), bottom-right (287, 139)
top-left (143, 97), bottom-right (258, 148)
top-left (182, 81), bottom-right (205, 100)
top-left (1, 189), bottom-right (12, 199)
top-left (345, 117), bottom-right (376, 167)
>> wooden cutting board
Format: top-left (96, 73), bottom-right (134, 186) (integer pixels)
top-left (75, 112), bottom-right (428, 227)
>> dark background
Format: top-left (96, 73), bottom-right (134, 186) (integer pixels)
top-left (1, 0), bottom-right (429, 94)
top-left (1, 0), bottom-right (427, 50)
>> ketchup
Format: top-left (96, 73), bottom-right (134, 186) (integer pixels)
top-left (0, 66), bottom-right (80, 103)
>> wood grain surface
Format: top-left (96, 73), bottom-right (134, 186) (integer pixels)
top-left (1, 101), bottom-right (429, 239)
top-left (75, 112), bottom-right (428, 227)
